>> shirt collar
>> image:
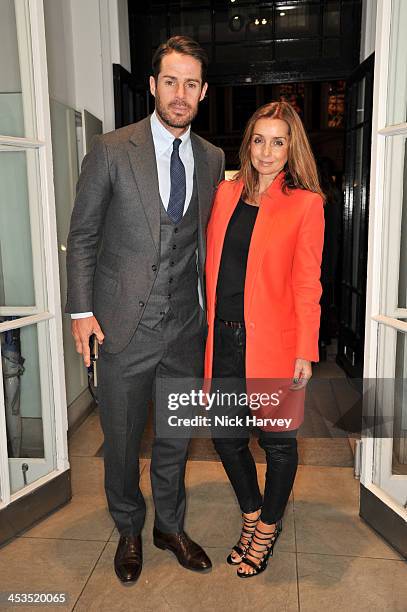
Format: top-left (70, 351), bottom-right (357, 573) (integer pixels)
top-left (150, 110), bottom-right (191, 156)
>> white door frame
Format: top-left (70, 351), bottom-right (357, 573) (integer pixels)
top-left (0, 0), bottom-right (69, 507)
top-left (361, 0), bottom-right (407, 518)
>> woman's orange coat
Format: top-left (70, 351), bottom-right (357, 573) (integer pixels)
top-left (204, 173), bottom-right (325, 381)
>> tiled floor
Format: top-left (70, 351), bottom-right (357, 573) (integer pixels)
top-left (98, 345), bottom-right (359, 468)
top-left (1, 408), bottom-right (406, 612)
top-left (1, 344), bottom-right (406, 611)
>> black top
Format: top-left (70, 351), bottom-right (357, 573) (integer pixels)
top-left (215, 198), bottom-right (259, 322)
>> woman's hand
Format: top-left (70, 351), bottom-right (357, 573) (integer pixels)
top-left (291, 358), bottom-right (312, 390)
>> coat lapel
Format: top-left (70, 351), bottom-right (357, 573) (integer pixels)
top-left (244, 173), bottom-right (286, 316)
top-left (128, 117), bottom-right (160, 255)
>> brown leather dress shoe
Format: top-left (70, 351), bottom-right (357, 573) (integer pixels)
top-left (153, 527), bottom-right (212, 572)
top-left (114, 535), bottom-right (142, 584)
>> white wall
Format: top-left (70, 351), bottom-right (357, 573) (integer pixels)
top-left (43, 0), bottom-right (76, 109)
top-left (99, 0), bottom-right (131, 131)
top-left (44, 0), bottom-right (130, 132)
top-left (360, 0), bottom-right (377, 61)
top-left (113, 0), bottom-right (131, 72)
top-left (70, 0), bottom-right (105, 127)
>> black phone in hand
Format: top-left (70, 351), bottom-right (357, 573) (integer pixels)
top-left (89, 334), bottom-right (99, 362)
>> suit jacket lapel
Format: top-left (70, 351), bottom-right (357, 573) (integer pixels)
top-left (191, 134), bottom-right (211, 269)
top-left (128, 117), bottom-right (160, 255)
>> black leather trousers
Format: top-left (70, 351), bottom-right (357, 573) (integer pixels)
top-left (212, 317), bottom-right (298, 524)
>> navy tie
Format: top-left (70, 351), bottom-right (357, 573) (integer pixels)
top-left (167, 138), bottom-right (186, 224)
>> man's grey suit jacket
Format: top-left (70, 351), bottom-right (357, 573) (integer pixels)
top-left (66, 115), bottom-right (225, 354)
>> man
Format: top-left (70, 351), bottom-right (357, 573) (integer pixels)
top-left (66, 36), bottom-right (225, 584)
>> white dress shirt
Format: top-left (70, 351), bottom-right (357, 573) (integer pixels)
top-left (150, 109), bottom-right (194, 213)
top-left (71, 111), bottom-right (195, 319)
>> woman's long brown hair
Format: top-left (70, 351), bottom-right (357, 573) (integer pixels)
top-left (234, 101), bottom-right (325, 203)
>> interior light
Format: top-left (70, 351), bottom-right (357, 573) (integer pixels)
top-left (280, 12), bottom-right (286, 17)
top-left (229, 14), bottom-right (244, 32)
top-left (262, 18), bottom-right (267, 25)
top-left (254, 18), bottom-right (260, 25)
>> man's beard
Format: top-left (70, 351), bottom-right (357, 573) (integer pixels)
top-left (155, 95), bottom-right (198, 129)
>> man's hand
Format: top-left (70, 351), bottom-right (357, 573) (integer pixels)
top-left (291, 358), bottom-right (312, 390)
top-left (71, 316), bottom-right (104, 367)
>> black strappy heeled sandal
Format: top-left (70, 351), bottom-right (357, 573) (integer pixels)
top-left (227, 511), bottom-right (261, 566)
top-left (236, 519), bottom-right (283, 578)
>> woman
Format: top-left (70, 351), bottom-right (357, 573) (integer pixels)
top-left (204, 101), bottom-right (325, 578)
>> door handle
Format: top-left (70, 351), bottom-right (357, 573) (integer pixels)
top-left (21, 463), bottom-right (29, 486)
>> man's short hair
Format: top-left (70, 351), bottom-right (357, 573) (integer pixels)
top-left (152, 35), bottom-right (208, 83)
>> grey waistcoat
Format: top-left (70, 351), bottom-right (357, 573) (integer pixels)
top-left (140, 174), bottom-right (199, 329)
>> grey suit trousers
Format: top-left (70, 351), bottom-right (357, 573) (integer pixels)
top-left (97, 306), bottom-right (204, 536)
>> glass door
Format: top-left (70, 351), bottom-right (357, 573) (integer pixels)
top-left (0, 0), bottom-right (68, 502)
top-left (337, 54), bottom-right (374, 378)
top-left (361, 0), bottom-right (407, 555)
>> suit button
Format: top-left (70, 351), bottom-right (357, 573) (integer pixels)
top-left (170, 261), bottom-right (175, 266)
top-left (174, 228), bottom-right (179, 233)
top-left (249, 322), bottom-right (255, 329)
top-left (172, 244), bottom-right (177, 249)
top-left (139, 301), bottom-right (145, 307)
top-left (168, 294), bottom-right (171, 299)
top-left (169, 277), bottom-right (173, 284)
top-left (152, 264), bottom-right (157, 271)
